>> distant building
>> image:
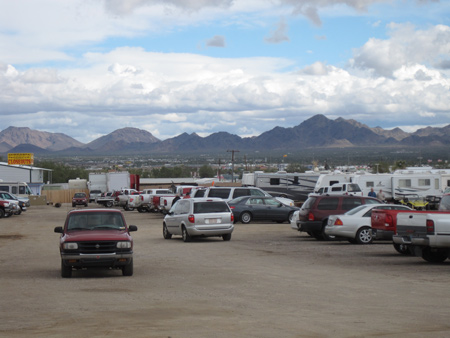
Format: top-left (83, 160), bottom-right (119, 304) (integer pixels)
top-left (0, 162), bottom-right (52, 195)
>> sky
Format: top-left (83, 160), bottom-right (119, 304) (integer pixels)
top-left (0, 0), bottom-right (449, 144)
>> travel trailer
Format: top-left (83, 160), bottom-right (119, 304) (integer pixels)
top-left (0, 181), bottom-right (33, 197)
top-left (241, 171), bottom-right (322, 201)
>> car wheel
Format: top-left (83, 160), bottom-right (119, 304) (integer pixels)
top-left (182, 226), bottom-right (191, 242)
top-left (321, 221), bottom-right (334, 241)
top-left (421, 247), bottom-right (449, 263)
top-left (348, 238), bottom-right (357, 244)
top-left (137, 207), bottom-right (145, 213)
top-left (61, 260), bottom-right (72, 278)
top-left (122, 258), bottom-right (133, 276)
top-left (0, 209), bottom-right (4, 218)
top-left (72, 203), bottom-right (75, 207)
top-left (311, 231), bottom-right (323, 240)
top-left (85, 203), bottom-right (88, 207)
top-left (15, 209), bottom-right (22, 215)
top-left (163, 223), bottom-right (172, 239)
top-left (240, 211), bottom-right (252, 224)
top-left (393, 243), bottom-right (411, 255)
top-left (355, 227), bottom-right (373, 244)
top-left (222, 233), bottom-right (232, 241)
top-left (106, 201), bottom-right (113, 208)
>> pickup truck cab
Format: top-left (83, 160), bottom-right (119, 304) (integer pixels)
top-left (54, 209), bottom-right (138, 277)
top-left (393, 194), bottom-right (450, 262)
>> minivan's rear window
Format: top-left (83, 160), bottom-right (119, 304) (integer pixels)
top-left (194, 202), bottom-right (230, 213)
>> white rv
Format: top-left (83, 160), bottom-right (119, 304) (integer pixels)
top-left (241, 171), bottom-right (322, 201)
top-left (0, 181), bottom-right (33, 197)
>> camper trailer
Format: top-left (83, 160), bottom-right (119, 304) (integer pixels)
top-left (0, 181), bottom-right (33, 197)
top-left (241, 171), bottom-right (321, 201)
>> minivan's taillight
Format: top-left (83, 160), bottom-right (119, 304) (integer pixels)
top-left (308, 212), bottom-right (315, 221)
top-left (231, 213), bottom-right (234, 222)
top-left (426, 219), bottom-right (435, 234)
top-left (188, 214), bottom-right (195, 223)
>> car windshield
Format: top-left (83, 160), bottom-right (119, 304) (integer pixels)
top-left (74, 193), bottom-right (86, 198)
top-left (67, 212), bottom-right (125, 231)
top-left (194, 202), bottom-right (230, 213)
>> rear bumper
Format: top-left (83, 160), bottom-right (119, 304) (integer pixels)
top-left (298, 221), bottom-right (322, 233)
top-left (392, 235), bottom-right (429, 246)
top-left (187, 225), bottom-right (234, 237)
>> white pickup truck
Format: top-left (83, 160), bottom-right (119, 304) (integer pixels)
top-left (393, 194), bottom-right (450, 263)
top-left (132, 189), bottom-right (173, 213)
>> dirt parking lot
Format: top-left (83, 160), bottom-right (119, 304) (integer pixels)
top-left (1, 204), bottom-right (450, 337)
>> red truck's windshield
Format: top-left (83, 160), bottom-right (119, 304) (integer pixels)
top-left (67, 212), bottom-right (125, 231)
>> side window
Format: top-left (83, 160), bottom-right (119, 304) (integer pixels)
top-left (270, 178), bottom-right (280, 185)
top-left (342, 198), bottom-right (363, 210)
top-left (0, 185), bottom-right (8, 192)
top-left (247, 198), bottom-right (264, 205)
top-left (208, 188), bottom-right (231, 199)
top-left (11, 186), bottom-right (18, 194)
top-left (233, 189), bottom-right (251, 198)
top-left (362, 210), bottom-right (373, 217)
top-left (179, 200), bottom-right (190, 214)
top-left (317, 198), bottom-right (339, 210)
top-left (331, 186), bottom-right (343, 192)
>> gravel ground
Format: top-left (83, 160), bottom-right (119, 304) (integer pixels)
top-left (1, 204), bottom-right (450, 338)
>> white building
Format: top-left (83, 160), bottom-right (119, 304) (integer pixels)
top-left (0, 162), bottom-right (52, 195)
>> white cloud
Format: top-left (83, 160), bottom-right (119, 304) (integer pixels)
top-left (351, 23), bottom-right (450, 77)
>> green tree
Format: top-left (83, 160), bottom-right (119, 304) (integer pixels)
top-left (199, 165), bottom-right (215, 178)
top-left (36, 161), bottom-right (88, 183)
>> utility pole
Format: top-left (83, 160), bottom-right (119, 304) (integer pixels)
top-left (227, 149), bottom-right (240, 183)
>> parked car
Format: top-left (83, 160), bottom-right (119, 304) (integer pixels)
top-left (54, 209), bottom-right (138, 277)
top-left (0, 200), bottom-right (15, 218)
top-left (72, 192), bottom-right (88, 207)
top-left (88, 190), bottom-right (102, 203)
top-left (0, 191), bottom-right (26, 214)
top-left (204, 186), bottom-right (295, 206)
top-left (325, 204), bottom-right (412, 244)
top-left (291, 194), bottom-right (381, 240)
top-left (163, 198), bottom-right (234, 242)
top-left (228, 196), bottom-right (299, 224)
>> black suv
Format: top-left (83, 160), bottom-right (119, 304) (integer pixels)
top-left (292, 194), bottom-right (381, 240)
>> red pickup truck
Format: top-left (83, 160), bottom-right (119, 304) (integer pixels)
top-left (54, 209), bottom-right (138, 278)
top-left (371, 208), bottom-right (415, 254)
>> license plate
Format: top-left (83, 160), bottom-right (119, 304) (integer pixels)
top-left (206, 218), bottom-right (221, 224)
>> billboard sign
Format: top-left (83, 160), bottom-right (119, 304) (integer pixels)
top-left (8, 153), bottom-right (34, 166)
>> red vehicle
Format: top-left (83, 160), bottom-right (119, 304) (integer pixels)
top-left (54, 209), bottom-right (138, 278)
top-left (72, 192), bottom-right (88, 207)
top-left (0, 200), bottom-right (14, 218)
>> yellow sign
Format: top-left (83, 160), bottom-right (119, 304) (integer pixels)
top-left (8, 153), bottom-right (34, 166)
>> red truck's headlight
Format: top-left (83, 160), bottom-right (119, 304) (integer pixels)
top-left (63, 242), bottom-right (78, 250)
top-left (117, 241), bottom-right (132, 249)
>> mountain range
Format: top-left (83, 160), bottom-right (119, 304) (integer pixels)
top-left (1, 114), bottom-right (449, 156)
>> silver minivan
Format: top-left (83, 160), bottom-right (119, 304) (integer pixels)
top-left (163, 198), bottom-right (234, 242)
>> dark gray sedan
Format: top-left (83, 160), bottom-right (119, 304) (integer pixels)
top-left (228, 196), bottom-right (299, 224)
